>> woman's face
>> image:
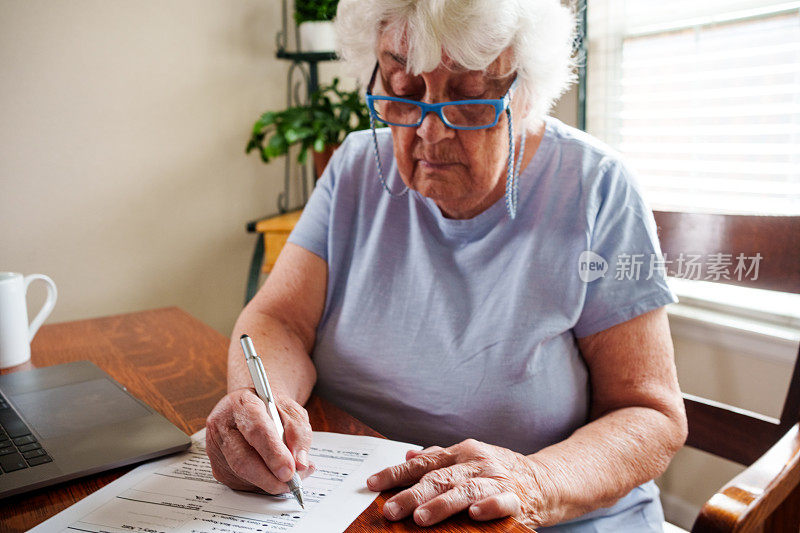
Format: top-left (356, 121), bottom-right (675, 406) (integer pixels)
top-left (376, 28), bottom-right (529, 219)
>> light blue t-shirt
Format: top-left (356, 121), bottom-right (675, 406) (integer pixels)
top-left (288, 117), bottom-right (677, 531)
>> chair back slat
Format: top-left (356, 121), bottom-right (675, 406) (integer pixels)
top-left (652, 211), bottom-right (800, 294)
top-left (780, 347), bottom-right (800, 429)
top-left (684, 394), bottom-right (784, 465)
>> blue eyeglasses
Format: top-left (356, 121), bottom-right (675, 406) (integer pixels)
top-left (365, 62), bottom-right (518, 130)
top-left (364, 60), bottom-right (527, 219)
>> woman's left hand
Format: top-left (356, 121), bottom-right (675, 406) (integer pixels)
top-left (366, 438), bottom-right (552, 527)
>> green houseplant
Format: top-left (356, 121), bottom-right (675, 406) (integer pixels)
top-left (294, 0), bottom-right (339, 25)
top-left (295, 0), bottom-right (339, 52)
top-left (246, 77), bottom-right (370, 176)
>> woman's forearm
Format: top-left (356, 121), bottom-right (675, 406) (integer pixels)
top-left (227, 244), bottom-right (326, 406)
top-left (227, 306), bottom-right (317, 405)
top-left (525, 405), bottom-right (686, 526)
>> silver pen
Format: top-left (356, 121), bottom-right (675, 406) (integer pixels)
top-left (240, 334), bottom-right (305, 509)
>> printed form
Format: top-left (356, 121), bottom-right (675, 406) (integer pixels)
top-left (31, 429), bottom-right (420, 533)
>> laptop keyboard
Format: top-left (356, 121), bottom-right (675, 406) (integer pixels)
top-left (0, 394), bottom-right (52, 474)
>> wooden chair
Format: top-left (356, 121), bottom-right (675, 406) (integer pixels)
top-left (244, 209), bottom-right (304, 304)
top-left (653, 211), bottom-right (800, 533)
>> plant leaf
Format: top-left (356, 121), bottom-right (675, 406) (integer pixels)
top-left (267, 134), bottom-right (288, 154)
top-left (284, 129), bottom-right (300, 144)
top-left (246, 63), bottom-right (373, 167)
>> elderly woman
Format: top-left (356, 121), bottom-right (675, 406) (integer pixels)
top-left (206, 0), bottom-right (687, 530)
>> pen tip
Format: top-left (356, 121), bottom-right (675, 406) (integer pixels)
top-left (240, 334), bottom-right (249, 340)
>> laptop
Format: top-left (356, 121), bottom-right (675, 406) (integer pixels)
top-left (0, 360), bottom-right (191, 499)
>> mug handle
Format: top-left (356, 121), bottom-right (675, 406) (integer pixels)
top-left (24, 274), bottom-right (58, 342)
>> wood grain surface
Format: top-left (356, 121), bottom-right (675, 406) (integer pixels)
top-left (0, 307), bottom-right (532, 533)
top-left (692, 423), bottom-right (800, 532)
top-left (652, 211), bottom-right (800, 294)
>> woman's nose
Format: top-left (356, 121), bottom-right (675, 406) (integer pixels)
top-left (416, 110), bottom-right (455, 143)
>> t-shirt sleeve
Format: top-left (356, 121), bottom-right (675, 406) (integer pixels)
top-left (573, 159), bottom-right (678, 338)
top-left (286, 136), bottom-right (351, 262)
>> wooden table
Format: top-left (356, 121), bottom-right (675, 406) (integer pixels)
top-left (0, 307), bottom-right (532, 533)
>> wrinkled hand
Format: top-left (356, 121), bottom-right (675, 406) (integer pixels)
top-left (205, 387), bottom-right (315, 495)
top-left (366, 438), bottom-right (550, 527)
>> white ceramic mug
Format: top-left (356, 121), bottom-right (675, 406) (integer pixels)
top-left (0, 272), bottom-right (57, 369)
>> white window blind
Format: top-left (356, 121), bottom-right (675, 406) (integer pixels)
top-left (586, 0), bottom-right (800, 214)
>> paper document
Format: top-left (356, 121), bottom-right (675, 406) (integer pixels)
top-left (31, 428), bottom-right (420, 533)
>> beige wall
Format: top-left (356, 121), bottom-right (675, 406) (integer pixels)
top-left (1, 0), bottom-right (290, 335)
top-left (552, 84), bottom-right (579, 128)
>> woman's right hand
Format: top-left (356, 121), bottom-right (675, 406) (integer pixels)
top-left (205, 387), bottom-right (315, 494)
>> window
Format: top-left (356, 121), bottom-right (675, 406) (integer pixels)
top-left (586, 0), bottom-right (800, 215)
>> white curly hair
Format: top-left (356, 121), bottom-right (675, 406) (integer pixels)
top-left (334, 0), bottom-right (578, 131)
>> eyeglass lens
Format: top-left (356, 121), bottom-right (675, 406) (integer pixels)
top-left (373, 100), bottom-right (497, 128)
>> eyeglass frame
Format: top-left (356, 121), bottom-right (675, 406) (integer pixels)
top-left (364, 61), bottom-right (519, 131)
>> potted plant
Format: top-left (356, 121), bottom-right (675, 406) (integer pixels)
top-left (295, 0), bottom-right (339, 52)
top-left (246, 77), bottom-right (370, 177)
